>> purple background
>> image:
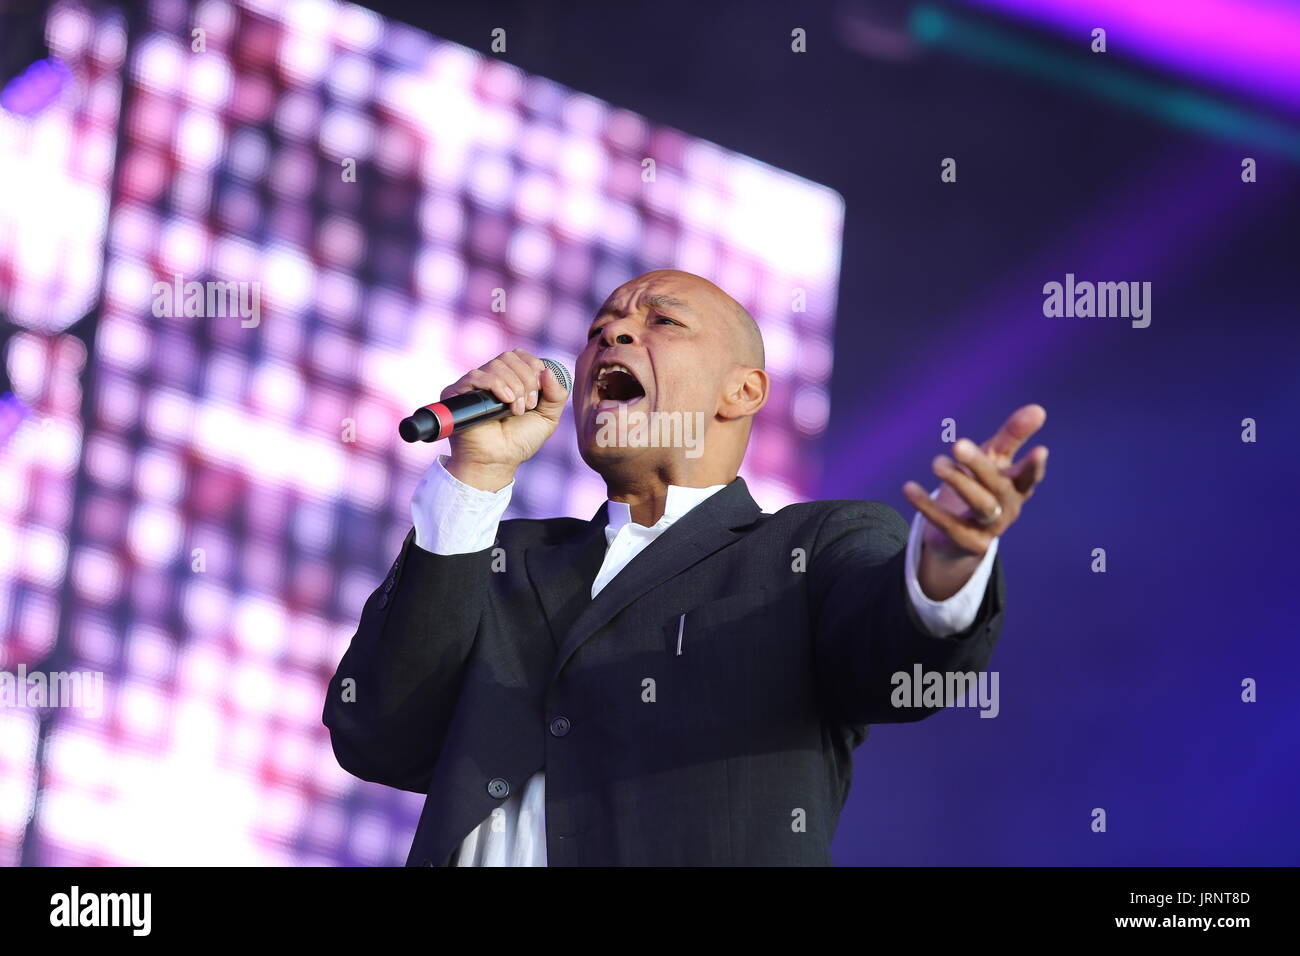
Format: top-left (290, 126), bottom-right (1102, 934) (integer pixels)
top-left (2, 0), bottom-right (1297, 865)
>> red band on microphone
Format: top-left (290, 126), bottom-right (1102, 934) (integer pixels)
top-left (424, 402), bottom-right (455, 438)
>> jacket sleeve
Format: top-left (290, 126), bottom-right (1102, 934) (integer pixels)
top-left (322, 527), bottom-right (493, 793)
top-left (808, 500), bottom-right (1005, 726)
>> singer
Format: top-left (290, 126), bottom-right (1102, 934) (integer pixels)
top-left (323, 269), bottom-right (1048, 866)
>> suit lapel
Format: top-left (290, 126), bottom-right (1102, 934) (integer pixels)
top-left (525, 506), bottom-right (609, 652)
top-left (540, 476), bottom-right (762, 684)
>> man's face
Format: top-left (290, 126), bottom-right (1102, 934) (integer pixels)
top-left (574, 270), bottom-right (737, 469)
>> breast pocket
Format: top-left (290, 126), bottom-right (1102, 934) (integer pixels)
top-left (648, 587), bottom-right (777, 744)
top-left (663, 587), bottom-right (771, 658)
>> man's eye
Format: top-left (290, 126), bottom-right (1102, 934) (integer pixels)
top-left (654, 314), bottom-right (680, 326)
top-left (586, 326), bottom-right (602, 339)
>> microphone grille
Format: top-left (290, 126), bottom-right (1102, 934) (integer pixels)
top-left (540, 358), bottom-right (572, 392)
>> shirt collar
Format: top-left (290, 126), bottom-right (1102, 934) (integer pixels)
top-left (605, 483), bottom-right (729, 536)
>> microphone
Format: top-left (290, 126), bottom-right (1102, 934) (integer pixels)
top-left (398, 358), bottom-right (572, 443)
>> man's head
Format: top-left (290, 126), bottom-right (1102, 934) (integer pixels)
top-left (574, 269), bottom-right (768, 486)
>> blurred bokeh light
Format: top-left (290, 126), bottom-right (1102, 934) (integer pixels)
top-left (1, 0), bottom-right (843, 865)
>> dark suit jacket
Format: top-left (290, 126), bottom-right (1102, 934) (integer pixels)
top-left (323, 476), bottom-right (1005, 866)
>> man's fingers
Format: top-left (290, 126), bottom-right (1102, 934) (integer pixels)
top-left (488, 356), bottom-right (537, 415)
top-left (496, 350), bottom-right (542, 414)
top-left (1008, 445), bottom-right (1048, 496)
top-left (445, 369), bottom-right (515, 404)
top-left (932, 454), bottom-right (1001, 519)
top-left (983, 403), bottom-right (1047, 463)
top-left (953, 438), bottom-right (1016, 502)
top-left (502, 349), bottom-right (571, 415)
top-left (474, 365), bottom-right (527, 412)
top-left (903, 481), bottom-right (989, 552)
top-left (907, 409), bottom-right (1046, 552)
top-left (441, 350), bottom-right (569, 419)
top-left (537, 364), bottom-right (570, 407)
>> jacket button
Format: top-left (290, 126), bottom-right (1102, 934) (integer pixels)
top-left (549, 716), bottom-right (571, 737)
top-left (487, 777), bottom-right (510, 798)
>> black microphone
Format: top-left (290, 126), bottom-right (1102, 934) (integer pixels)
top-left (398, 358), bottom-right (572, 443)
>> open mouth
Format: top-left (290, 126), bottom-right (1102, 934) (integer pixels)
top-left (594, 363), bottom-right (646, 403)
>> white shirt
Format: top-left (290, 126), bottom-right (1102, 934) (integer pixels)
top-left (410, 455), bottom-right (998, 866)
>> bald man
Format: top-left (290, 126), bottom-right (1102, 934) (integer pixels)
top-left (324, 269), bottom-right (1048, 866)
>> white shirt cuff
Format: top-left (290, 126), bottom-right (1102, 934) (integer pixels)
top-left (904, 486), bottom-right (998, 638)
top-left (410, 454), bottom-right (513, 554)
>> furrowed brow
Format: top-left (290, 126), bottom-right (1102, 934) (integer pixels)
top-left (591, 293), bottom-right (692, 325)
top-left (644, 294), bottom-right (692, 314)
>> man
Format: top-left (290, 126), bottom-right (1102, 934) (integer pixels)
top-left (324, 269), bottom-right (1048, 866)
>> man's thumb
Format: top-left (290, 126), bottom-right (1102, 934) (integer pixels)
top-left (535, 366), bottom-right (570, 418)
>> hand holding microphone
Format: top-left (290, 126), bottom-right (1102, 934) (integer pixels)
top-left (400, 349), bottom-right (571, 492)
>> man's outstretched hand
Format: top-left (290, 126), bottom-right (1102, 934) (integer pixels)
top-left (902, 404), bottom-right (1048, 600)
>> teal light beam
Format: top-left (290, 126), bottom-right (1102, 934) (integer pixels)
top-left (910, 3), bottom-right (1300, 163)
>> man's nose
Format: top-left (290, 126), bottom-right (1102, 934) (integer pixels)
top-left (599, 319), bottom-right (637, 347)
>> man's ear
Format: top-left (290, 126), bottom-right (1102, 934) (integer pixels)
top-left (718, 367), bottom-right (769, 421)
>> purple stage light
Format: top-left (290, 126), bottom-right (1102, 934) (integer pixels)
top-left (0, 57), bottom-right (71, 117)
top-left (0, 392), bottom-right (33, 447)
top-left (4, 0), bottom-right (845, 867)
top-left (960, 0), bottom-right (1300, 112)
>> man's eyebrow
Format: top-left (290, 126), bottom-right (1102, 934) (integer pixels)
top-left (644, 294), bottom-right (692, 314)
top-left (591, 293), bottom-right (694, 324)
